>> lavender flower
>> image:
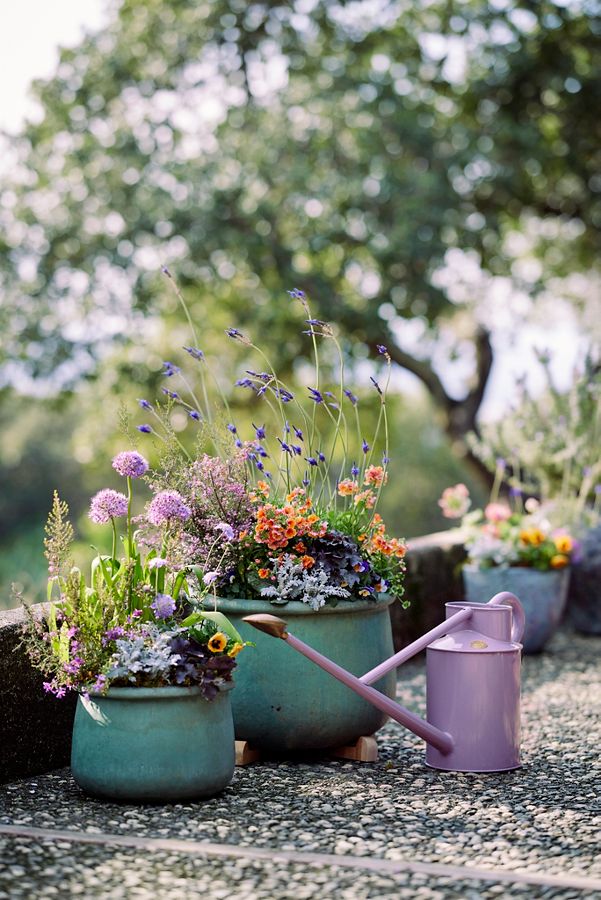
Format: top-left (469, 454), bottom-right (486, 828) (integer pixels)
top-left (343, 389), bottom-right (358, 405)
top-left (292, 445), bottom-right (302, 456)
top-left (275, 388), bottom-right (294, 402)
top-left (318, 451), bottom-right (326, 462)
top-left (306, 318), bottom-right (326, 326)
top-left (287, 288), bottom-right (306, 300)
top-left (138, 398), bottom-right (152, 410)
top-left (188, 410), bottom-right (202, 421)
top-left (89, 489), bottom-right (128, 524)
top-left (227, 424), bottom-right (237, 433)
top-left (184, 346), bottom-right (204, 360)
top-left (376, 344), bottom-right (388, 355)
top-left (278, 439), bottom-right (292, 454)
top-left (137, 424), bottom-right (152, 433)
top-left (254, 423), bottom-right (266, 440)
top-left (215, 522), bottom-right (235, 541)
top-left (161, 387), bottom-right (179, 400)
top-left (370, 376), bottom-right (382, 395)
top-left (151, 593), bottom-right (177, 619)
top-left (351, 462), bottom-right (359, 477)
top-left (362, 439), bottom-right (370, 454)
top-left (293, 426), bottom-right (304, 441)
top-left (147, 491), bottom-right (191, 526)
top-left (308, 388), bottom-right (324, 404)
top-left (162, 361), bottom-right (181, 376)
top-left (306, 457), bottom-right (318, 466)
top-left (112, 451), bottom-right (149, 478)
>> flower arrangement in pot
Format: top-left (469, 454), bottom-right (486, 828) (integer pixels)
top-left (131, 284), bottom-right (408, 753)
top-left (438, 477), bottom-right (576, 653)
top-left (21, 450), bottom-right (247, 802)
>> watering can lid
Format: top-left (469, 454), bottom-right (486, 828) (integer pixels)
top-left (428, 628), bottom-right (522, 653)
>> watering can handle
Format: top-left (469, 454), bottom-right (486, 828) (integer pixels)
top-left (488, 592), bottom-right (526, 643)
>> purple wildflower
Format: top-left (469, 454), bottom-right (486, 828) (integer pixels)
top-left (287, 288), bottom-right (306, 300)
top-left (278, 439), bottom-right (292, 454)
top-left (102, 626), bottom-right (125, 646)
top-left (362, 439), bottom-right (370, 454)
top-left (91, 674), bottom-right (107, 693)
top-left (254, 423), bottom-right (266, 440)
top-left (308, 388), bottom-right (324, 404)
top-left (43, 682), bottom-right (54, 693)
top-left (184, 346), bottom-right (204, 360)
top-left (151, 593), bottom-right (177, 619)
top-left (318, 451), bottom-right (326, 462)
top-left (147, 557), bottom-right (168, 569)
top-left (370, 376), bottom-right (382, 395)
top-left (147, 490), bottom-right (191, 526)
top-left (161, 387), bottom-right (179, 400)
top-left (112, 451), bottom-right (149, 478)
top-left (235, 438), bottom-right (243, 448)
top-left (215, 522), bottom-right (235, 541)
top-left (89, 489), bottom-right (128, 524)
top-left (496, 458), bottom-right (506, 470)
top-left (306, 457), bottom-right (318, 466)
top-left (235, 378), bottom-right (254, 389)
top-left (255, 445), bottom-right (269, 458)
top-left (203, 571), bottom-right (219, 586)
top-left (376, 344), bottom-right (388, 355)
top-left (226, 327), bottom-right (242, 338)
top-left (294, 426), bottom-right (304, 441)
top-left (344, 389), bottom-right (358, 405)
top-left (595, 485), bottom-right (601, 495)
top-left (292, 445), bottom-right (302, 456)
top-left (137, 424), bottom-right (152, 433)
top-left (382, 453), bottom-right (390, 464)
top-left (247, 370), bottom-right (271, 382)
top-left (64, 657), bottom-right (83, 674)
top-left (509, 486), bottom-right (522, 497)
top-left (188, 410), bottom-right (202, 421)
top-left (256, 460), bottom-right (264, 471)
top-left (227, 424), bottom-right (237, 433)
top-left (138, 398), bottom-right (152, 410)
top-left (302, 477), bottom-right (310, 487)
top-left (306, 318), bottom-right (326, 326)
top-left (162, 361), bottom-right (181, 377)
top-left (275, 388), bottom-right (294, 402)
top-left (351, 462), bottom-right (359, 477)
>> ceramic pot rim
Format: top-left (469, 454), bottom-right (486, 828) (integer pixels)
top-left (213, 593), bottom-right (395, 616)
top-left (463, 564), bottom-right (570, 579)
top-left (81, 681), bottom-right (234, 700)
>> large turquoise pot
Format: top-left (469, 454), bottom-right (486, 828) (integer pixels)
top-left (215, 595), bottom-right (396, 751)
top-left (71, 685), bottom-right (235, 802)
top-left (463, 565), bottom-right (570, 654)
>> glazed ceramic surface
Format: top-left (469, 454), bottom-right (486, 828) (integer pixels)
top-left (215, 595), bottom-right (396, 750)
top-left (71, 684), bottom-right (235, 801)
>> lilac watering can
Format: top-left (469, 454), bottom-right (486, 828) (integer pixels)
top-left (244, 592), bottom-right (526, 773)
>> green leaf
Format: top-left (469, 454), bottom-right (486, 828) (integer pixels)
top-left (182, 610), bottom-right (243, 643)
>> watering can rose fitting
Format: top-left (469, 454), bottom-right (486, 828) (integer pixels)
top-left (243, 591), bottom-right (526, 773)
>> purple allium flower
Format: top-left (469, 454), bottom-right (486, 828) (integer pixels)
top-left (151, 593), bottom-right (176, 619)
top-left (308, 388), bottom-right (324, 404)
top-left (203, 571), bottom-right (219, 586)
top-left (253, 423), bottom-right (266, 440)
top-left (362, 439), bottom-right (370, 454)
top-left (370, 376), bottom-right (382, 395)
top-left (137, 424), bottom-right (152, 433)
top-left (89, 489), bottom-right (129, 524)
top-left (162, 361), bottom-right (181, 376)
top-left (112, 451), bottom-right (149, 479)
top-left (138, 398), bottom-right (152, 410)
top-left (184, 346), bottom-right (204, 360)
top-left (227, 424), bottom-right (237, 433)
top-left (215, 522), bottom-right (235, 541)
top-left (147, 490), bottom-right (191, 526)
top-left (294, 426), bottom-right (304, 441)
top-left (161, 387), bottom-right (179, 399)
top-left (351, 462), bottom-right (359, 477)
top-left (147, 557), bottom-right (168, 569)
top-left (344, 389), bottom-right (358, 405)
top-left (376, 344), bottom-right (388, 355)
top-left (306, 457), bottom-right (318, 466)
top-left (188, 410), bottom-right (202, 421)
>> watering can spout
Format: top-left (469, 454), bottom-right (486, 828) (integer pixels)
top-left (243, 613), bottom-right (289, 639)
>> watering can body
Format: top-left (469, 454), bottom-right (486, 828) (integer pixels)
top-left (426, 600), bottom-right (523, 772)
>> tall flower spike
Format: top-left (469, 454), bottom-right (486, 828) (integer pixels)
top-left (162, 361), bottom-right (181, 376)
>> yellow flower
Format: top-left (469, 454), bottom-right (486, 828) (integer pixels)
top-left (550, 554), bottom-right (569, 569)
top-left (520, 528), bottom-right (545, 546)
top-left (208, 632), bottom-right (228, 653)
top-left (554, 535), bottom-right (573, 554)
top-left (228, 642), bottom-right (244, 658)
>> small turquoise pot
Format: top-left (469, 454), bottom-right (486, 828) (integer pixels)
top-left (215, 595), bottom-right (396, 751)
top-left (463, 565), bottom-right (570, 654)
top-left (71, 684), bottom-right (235, 802)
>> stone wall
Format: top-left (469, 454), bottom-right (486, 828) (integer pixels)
top-left (0, 531), bottom-right (466, 783)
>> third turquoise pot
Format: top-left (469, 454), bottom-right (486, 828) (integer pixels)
top-left (215, 595), bottom-right (396, 751)
top-left (462, 565), bottom-right (569, 654)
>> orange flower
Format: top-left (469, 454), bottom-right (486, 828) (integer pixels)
top-left (207, 632), bottom-right (228, 653)
top-left (257, 480), bottom-right (270, 494)
top-left (338, 479), bottom-right (359, 496)
top-left (520, 528), bottom-right (545, 546)
top-left (354, 490), bottom-right (376, 508)
top-left (228, 642), bottom-right (245, 658)
top-left (294, 541), bottom-right (307, 554)
top-left (364, 465), bottom-right (387, 488)
top-left (554, 535), bottom-right (573, 554)
top-left (258, 568), bottom-right (271, 579)
top-left (301, 555), bottom-right (315, 569)
top-left (550, 554), bottom-right (569, 569)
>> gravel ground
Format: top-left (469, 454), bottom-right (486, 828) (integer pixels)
top-left (1, 629), bottom-right (599, 899)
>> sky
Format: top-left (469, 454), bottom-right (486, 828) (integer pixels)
top-left (0, 1), bottom-right (587, 417)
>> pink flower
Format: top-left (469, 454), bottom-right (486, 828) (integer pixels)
top-left (438, 484), bottom-right (471, 519)
top-left (484, 503), bottom-right (512, 523)
top-left (89, 489), bottom-right (128, 524)
top-left (147, 490), bottom-right (191, 526)
top-left (112, 451), bottom-right (149, 478)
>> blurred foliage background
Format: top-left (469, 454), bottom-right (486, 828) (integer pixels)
top-left (1, 0), bottom-right (600, 607)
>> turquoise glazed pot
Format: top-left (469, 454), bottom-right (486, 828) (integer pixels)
top-left (71, 684), bottom-right (235, 802)
top-left (463, 565), bottom-right (570, 654)
top-left (215, 595), bottom-right (396, 751)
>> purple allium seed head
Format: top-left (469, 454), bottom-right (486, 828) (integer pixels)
top-left (89, 489), bottom-right (129, 524)
top-left (112, 451), bottom-right (149, 479)
top-left (151, 593), bottom-right (176, 619)
top-left (147, 490), bottom-right (191, 526)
